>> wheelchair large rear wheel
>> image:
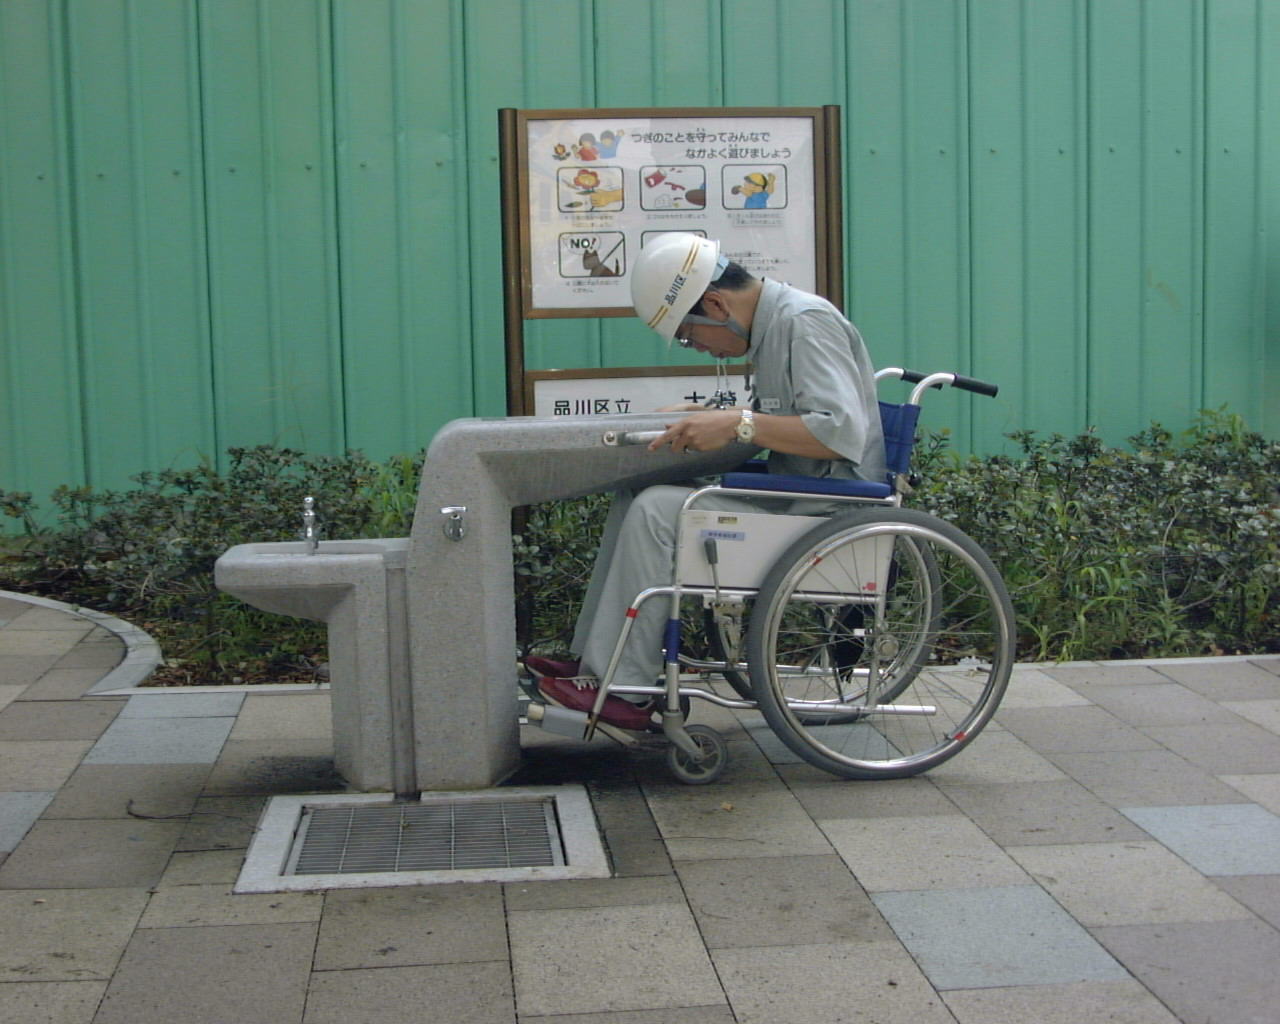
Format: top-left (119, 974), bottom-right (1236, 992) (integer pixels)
top-left (745, 508), bottom-right (1014, 779)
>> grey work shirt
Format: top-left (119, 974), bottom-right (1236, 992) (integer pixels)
top-left (745, 278), bottom-right (887, 483)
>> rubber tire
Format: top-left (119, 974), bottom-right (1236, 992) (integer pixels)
top-left (666, 724), bottom-right (729, 784)
top-left (745, 508), bottom-right (1014, 779)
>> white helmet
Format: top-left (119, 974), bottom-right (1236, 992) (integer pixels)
top-left (630, 233), bottom-right (726, 341)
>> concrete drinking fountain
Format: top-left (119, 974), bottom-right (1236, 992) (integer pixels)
top-left (215, 413), bottom-right (755, 796)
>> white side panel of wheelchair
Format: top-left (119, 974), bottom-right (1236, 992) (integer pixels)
top-left (677, 510), bottom-right (893, 594)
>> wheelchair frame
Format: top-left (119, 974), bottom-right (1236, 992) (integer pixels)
top-left (574, 368), bottom-right (1016, 784)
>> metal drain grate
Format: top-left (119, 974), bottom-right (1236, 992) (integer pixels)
top-left (288, 799), bottom-right (562, 875)
top-left (235, 787), bottom-right (610, 892)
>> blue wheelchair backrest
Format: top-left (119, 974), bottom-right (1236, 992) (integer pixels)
top-left (720, 400), bottom-right (920, 501)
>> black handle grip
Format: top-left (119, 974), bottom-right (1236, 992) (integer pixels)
top-left (951, 374), bottom-right (999, 398)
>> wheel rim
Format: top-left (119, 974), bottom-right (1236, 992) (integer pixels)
top-left (753, 517), bottom-right (1013, 776)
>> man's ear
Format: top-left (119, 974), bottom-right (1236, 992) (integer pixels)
top-left (699, 289), bottom-right (729, 318)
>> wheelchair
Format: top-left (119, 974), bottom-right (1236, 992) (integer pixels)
top-left (532, 368), bottom-right (1016, 785)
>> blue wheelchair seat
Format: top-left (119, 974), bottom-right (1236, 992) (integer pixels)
top-left (720, 400), bottom-right (920, 500)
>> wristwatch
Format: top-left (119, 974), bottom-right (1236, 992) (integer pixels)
top-left (735, 408), bottom-right (757, 444)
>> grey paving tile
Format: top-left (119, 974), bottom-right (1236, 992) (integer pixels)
top-left (49, 641), bottom-right (123, 671)
top-left (712, 940), bottom-right (954, 1024)
top-left (0, 818), bottom-right (183, 889)
top-left (5, 608), bottom-right (93, 631)
top-left (0, 740), bottom-right (94, 792)
top-left (0, 979), bottom-right (108, 1024)
top-left (644, 778), bottom-right (833, 860)
top-left (0, 596), bottom-right (31, 621)
top-left (923, 730), bottom-right (1068, 785)
top-left (522, 1009), bottom-right (735, 1024)
top-left (304, 963), bottom-right (515, 1024)
top-left (0, 888), bottom-right (149, 982)
top-left (0, 790), bottom-right (55, 851)
top-left (0, 699), bottom-right (122, 741)
top-left (873, 885), bottom-right (1128, 990)
top-left (1047, 748), bottom-right (1246, 807)
top-left (118, 693), bottom-right (244, 718)
top-left (228, 692), bottom-right (331, 739)
top-left (1007, 840), bottom-right (1253, 925)
top-left (1140, 721), bottom-right (1280, 773)
top-left (1224, 697), bottom-right (1280, 734)
top-left (1043, 664), bottom-right (1170, 687)
top-left (504, 874), bottom-right (683, 911)
top-left (822, 814), bottom-right (1030, 893)
top-left (313, 884), bottom-right (507, 970)
top-left (676, 853), bottom-right (895, 948)
top-left (42, 763), bottom-right (209, 819)
top-left (174, 795), bottom-right (266, 852)
top-left (1093, 918), bottom-right (1280, 1024)
top-left (200, 738), bottom-right (341, 795)
top-left (17, 667), bottom-right (115, 701)
top-left (1121, 803), bottom-right (1280, 875)
top-left (0, 653), bottom-right (62, 687)
top-left (157, 847), bottom-right (245, 887)
top-left (1213, 876), bottom-right (1280, 930)
top-left (83, 716), bottom-right (234, 765)
top-left (0, 629), bottom-right (88, 657)
top-left (942, 979), bottom-right (1179, 1024)
top-left (0, 683), bottom-right (27, 711)
top-left (777, 768), bottom-right (959, 819)
top-left (996, 705), bottom-right (1162, 754)
top-left (509, 903), bottom-right (723, 1017)
top-left (1219, 772), bottom-right (1280, 814)
top-left (93, 921), bottom-right (315, 1024)
top-left (610, 834), bottom-right (675, 877)
top-left (997, 667), bottom-right (1094, 708)
top-left (1080, 682), bottom-right (1242, 727)
top-left (939, 779), bottom-right (1147, 846)
top-left (1251, 657), bottom-right (1280, 677)
top-left (139, 883), bottom-right (323, 928)
top-left (1157, 658), bottom-right (1280, 699)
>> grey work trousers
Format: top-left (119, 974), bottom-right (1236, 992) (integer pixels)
top-left (570, 484), bottom-right (770, 687)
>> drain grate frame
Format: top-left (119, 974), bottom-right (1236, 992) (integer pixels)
top-left (235, 786), bottom-right (609, 893)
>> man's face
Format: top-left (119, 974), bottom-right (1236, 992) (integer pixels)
top-left (674, 292), bottom-right (748, 359)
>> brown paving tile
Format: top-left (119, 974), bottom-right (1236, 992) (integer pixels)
top-left (43, 763), bottom-right (210, 819)
top-left (313, 884), bottom-right (507, 970)
top-left (0, 654), bottom-right (63, 687)
top-left (1213, 876), bottom-right (1280, 930)
top-left (0, 819), bottom-right (182, 889)
top-left (200, 738), bottom-right (340, 795)
top-left (0, 699), bottom-right (122, 741)
top-left (0, 979), bottom-right (108, 1023)
top-left (778, 767), bottom-right (958, 818)
top-left (0, 740), bottom-right (94, 792)
top-left (1078, 682), bottom-right (1242, 727)
top-left (1140, 722), bottom-right (1280, 774)
top-left (996, 706), bottom-right (1162, 754)
top-left (17, 666), bottom-right (118, 700)
top-left (676, 853), bottom-right (895, 948)
top-left (1092, 918), bottom-right (1280, 1024)
top-left (51, 641), bottom-right (124, 671)
top-left (0, 888), bottom-right (148, 982)
top-left (1046, 748), bottom-right (1245, 807)
top-left (1158, 659), bottom-right (1280, 699)
top-left (174, 795), bottom-right (267, 852)
top-left (941, 779), bottom-right (1149, 846)
top-left (1043, 664), bottom-right (1170, 687)
top-left (304, 962), bottom-right (515, 1024)
top-left (94, 922), bottom-right (315, 1024)
top-left (503, 874), bottom-right (683, 911)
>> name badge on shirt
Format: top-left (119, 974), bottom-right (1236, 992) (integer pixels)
top-left (760, 398), bottom-right (782, 411)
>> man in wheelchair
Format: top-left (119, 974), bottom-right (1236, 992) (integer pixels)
top-left (526, 232), bottom-right (886, 731)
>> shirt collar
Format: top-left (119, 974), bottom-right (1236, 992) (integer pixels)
top-left (746, 278), bottom-right (782, 362)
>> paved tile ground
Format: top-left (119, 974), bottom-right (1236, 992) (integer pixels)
top-left (0, 592), bottom-right (1277, 1023)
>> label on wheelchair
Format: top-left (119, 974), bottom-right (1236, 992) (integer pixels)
top-left (677, 510), bottom-right (892, 594)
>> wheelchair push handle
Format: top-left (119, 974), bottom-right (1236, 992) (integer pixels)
top-left (876, 367), bottom-right (999, 401)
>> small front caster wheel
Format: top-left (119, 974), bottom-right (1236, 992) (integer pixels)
top-left (667, 724), bottom-right (729, 784)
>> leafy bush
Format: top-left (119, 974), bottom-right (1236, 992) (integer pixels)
top-left (0, 446), bottom-right (421, 684)
top-left (3, 412), bottom-right (1276, 685)
top-left (914, 410), bottom-right (1280, 660)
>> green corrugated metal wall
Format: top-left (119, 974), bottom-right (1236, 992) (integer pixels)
top-left (1, 0), bottom-right (1276, 504)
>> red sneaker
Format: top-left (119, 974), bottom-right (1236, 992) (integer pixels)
top-left (524, 656), bottom-right (581, 681)
top-left (536, 675), bottom-right (657, 732)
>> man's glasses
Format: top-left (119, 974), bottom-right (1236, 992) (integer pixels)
top-left (675, 313), bottom-right (723, 347)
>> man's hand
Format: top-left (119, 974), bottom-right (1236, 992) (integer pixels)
top-left (648, 409), bottom-right (740, 453)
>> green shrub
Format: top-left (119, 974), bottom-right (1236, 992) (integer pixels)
top-left (3, 411), bottom-right (1276, 685)
top-left (915, 410), bottom-right (1280, 660)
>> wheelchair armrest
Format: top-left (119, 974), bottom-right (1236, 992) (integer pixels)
top-left (721, 472), bottom-right (893, 499)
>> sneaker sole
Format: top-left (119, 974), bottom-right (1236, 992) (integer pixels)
top-left (535, 688), bottom-right (652, 744)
